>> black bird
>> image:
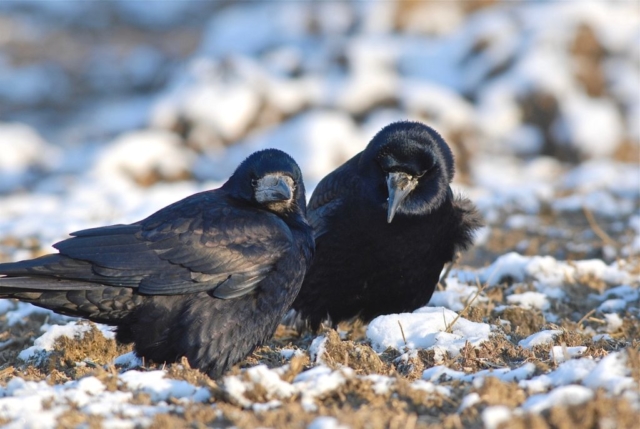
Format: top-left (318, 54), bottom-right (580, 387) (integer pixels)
top-left (290, 121), bottom-right (482, 330)
top-left (0, 149), bottom-right (314, 378)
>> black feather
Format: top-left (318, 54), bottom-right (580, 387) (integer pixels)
top-left (0, 148), bottom-right (314, 378)
top-left (291, 121), bottom-right (482, 330)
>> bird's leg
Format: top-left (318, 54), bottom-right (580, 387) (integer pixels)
top-left (438, 252), bottom-right (460, 289)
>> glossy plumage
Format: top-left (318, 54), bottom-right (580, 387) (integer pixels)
top-left (0, 149), bottom-right (314, 378)
top-left (291, 121), bottom-right (482, 330)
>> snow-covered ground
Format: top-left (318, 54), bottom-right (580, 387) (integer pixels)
top-left (0, 1), bottom-right (638, 428)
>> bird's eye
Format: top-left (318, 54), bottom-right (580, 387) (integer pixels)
top-left (251, 179), bottom-right (258, 187)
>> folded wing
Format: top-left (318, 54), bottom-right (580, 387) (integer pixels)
top-left (0, 192), bottom-right (293, 299)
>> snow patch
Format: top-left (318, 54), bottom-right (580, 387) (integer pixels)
top-left (308, 416), bottom-right (350, 429)
top-left (95, 130), bottom-right (194, 182)
top-left (309, 335), bottom-right (328, 364)
top-left (367, 307), bottom-right (491, 362)
top-left (522, 385), bottom-right (594, 413)
top-left (429, 278), bottom-right (487, 311)
top-left (18, 322), bottom-right (114, 363)
top-left (456, 253), bottom-right (638, 289)
top-left (119, 370), bottom-right (208, 403)
top-left (549, 346), bottom-right (587, 363)
top-left (506, 291), bottom-right (549, 311)
top-left (482, 405), bottom-right (512, 429)
top-left (518, 330), bottom-right (562, 349)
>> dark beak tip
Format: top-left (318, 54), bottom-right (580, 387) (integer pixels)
top-left (268, 180), bottom-right (293, 202)
top-left (275, 190), bottom-right (292, 201)
top-left (255, 176), bottom-right (293, 204)
top-left (386, 204), bottom-right (395, 223)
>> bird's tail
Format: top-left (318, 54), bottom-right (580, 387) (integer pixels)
top-left (0, 275), bottom-right (140, 325)
top-left (0, 254), bottom-right (99, 281)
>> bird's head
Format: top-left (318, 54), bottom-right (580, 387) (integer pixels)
top-left (359, 121), bottom-right (454, 223)
top-left (226, 149), bottom-right (307, 217)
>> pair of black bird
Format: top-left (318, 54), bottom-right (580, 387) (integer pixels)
top-left (0, 121), bottom-right (481, 378)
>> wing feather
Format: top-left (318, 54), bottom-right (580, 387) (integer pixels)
top-left (307, 156), bottom-right (360, 238)
top-left (0, 191), bottom-right (293, 298)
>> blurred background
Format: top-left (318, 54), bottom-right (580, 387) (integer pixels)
top-left (0, 0), bottom-right (638, 266)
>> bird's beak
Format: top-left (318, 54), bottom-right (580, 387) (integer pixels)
top-left (255, 174), bottom-right (294, 203)
top-left (386, 172), bottom-right (418, 223)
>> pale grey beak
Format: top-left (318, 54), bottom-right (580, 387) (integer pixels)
top-left (255, 174), bottom-right (294, 203)
top-left (387, 172), bottom-right (418, 223)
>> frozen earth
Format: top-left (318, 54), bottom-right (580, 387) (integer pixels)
top-left (0, 1), bottom-right (638, 428)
